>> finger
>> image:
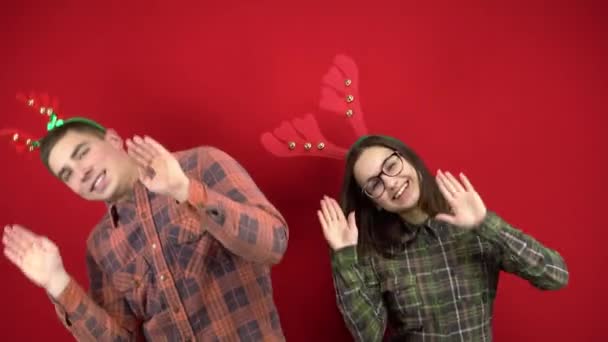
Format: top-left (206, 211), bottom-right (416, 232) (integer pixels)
top-left (437, 170), bottom-right (457, 195)
top-left (127, 138), bottom-right (154, 164)
top-left (3, 248), bottom-right (23, 268)
top-left (435, 213), bottom-right (457, 225)
top-left (317, 210), bottom-right (328, 232)
top-left (436, 172), bottom-right (454, 200)
top-left (322, 198), bottom-right (336, 221)
top-left (2, 226), bottom-right (10, 246)
top-left (10, 225), bottom-right (38, 242)
top-left (4, 227), bottom-right (35, 253)
top-left (143, 136), bottom-right (171, 156)
top-left (347, 212), bottom-right (358, 231)
top-left (3, 236), bottom-right (25, 259)
top-left (3, 233), bottom-right (30, 255)
top-left (129, 152), bottom-right (149, 171)
top-left (320, 199), bottom-right (333, 222)
top-left (127, 143), bottom-right (152, 169)
top-left (328, 198), bottom-right (345, 221)
top-left (133, 135), bottom-right (160, 159)
top-left (445, 172), bottom-right (465, 193)
top-left (459, 173), bottom-right (475, 192)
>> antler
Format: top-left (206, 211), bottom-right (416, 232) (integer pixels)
top-left (261, 54), bottom-right (369, 160)
top-left (319, 54), bottom-right (368, 136)
top-left (16, 91), bottom-right (61, 118)
top-left (1, 92), bottom-right (63, 152)
top-left (0, 128), bottom-right (39, 153)
top-left (260, 113), bottom-right (347, 159)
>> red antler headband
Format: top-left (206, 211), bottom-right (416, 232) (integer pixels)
top-left (260, 54), bottom-right (370, 160)
top-left (1, 92), bottom-right (105, 153)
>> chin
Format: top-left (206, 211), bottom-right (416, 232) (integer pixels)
top-left (87, 186), bottom-right (116, 202)
top-left (392, 198), bottom-right (420, 214)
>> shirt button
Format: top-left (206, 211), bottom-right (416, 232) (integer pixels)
top-left (160, 274), bottom-right (166, 281)
top-left (152, 243), bottom-right (157, 249)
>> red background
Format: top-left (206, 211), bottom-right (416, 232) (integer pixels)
top-left (1, 0), bottom-right (606, 340)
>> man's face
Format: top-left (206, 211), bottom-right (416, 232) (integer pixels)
top-left (47, 129), bottom-right (128, 201)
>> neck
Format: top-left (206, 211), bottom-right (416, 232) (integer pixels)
top-left (108, 157), bottom-right (140, 203)
top-left (399, 207), bottom-right (429, 225)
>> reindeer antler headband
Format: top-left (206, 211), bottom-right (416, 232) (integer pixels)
top-left (261, 54), bottom-right (372, 159)
top-left (1, 92), bottom-right (105, 153)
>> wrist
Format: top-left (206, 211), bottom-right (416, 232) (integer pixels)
top-left (332, 242), bottom-right (357, 252)
top-left (172, 175), bottom-right (190, 203)
top-left (331, 245), bottom-right (358, 268)
top-left (471, 209), bottom-right (488, 230)
top-left (46, 269), bottom-right (70, 299)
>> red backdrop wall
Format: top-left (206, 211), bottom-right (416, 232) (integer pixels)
top-left (1, 0), bottom-right (606, 340)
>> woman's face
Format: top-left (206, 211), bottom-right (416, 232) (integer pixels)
top-left (353, 146), bottom-right (421, 214)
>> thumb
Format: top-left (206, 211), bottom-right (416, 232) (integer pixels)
top-left (137, 166), bottom-right (146, 180)
top-left (347, 211), bottom-right (358, 231)
top-left (435, 213), bottom-right (457, 225)
top-left (137, 167), bottom-right (153, 184)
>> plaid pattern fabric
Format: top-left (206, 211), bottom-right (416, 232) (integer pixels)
top-left (331, 212), bottom-right (568, 341)
top-left (51, 146), bottom-right (289, 341)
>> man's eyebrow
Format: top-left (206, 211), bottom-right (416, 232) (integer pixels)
top-left (71, 142), bottom-right (87, 159)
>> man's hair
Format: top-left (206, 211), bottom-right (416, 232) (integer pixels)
top-left (39, 120), bottom-right (106, 173)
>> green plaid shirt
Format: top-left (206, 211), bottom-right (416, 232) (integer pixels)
top-left (331, 211), bottom-right (568, 341)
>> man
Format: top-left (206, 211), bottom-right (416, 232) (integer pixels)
top-left (2, 118), bottom-right (289, 341)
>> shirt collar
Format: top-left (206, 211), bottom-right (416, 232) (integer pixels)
top-left (105, 182), bottom-right (141, 228)
top-left (399, 217), bottom-right (440, 243)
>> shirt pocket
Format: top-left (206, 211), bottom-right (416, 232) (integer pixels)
top-left (382, 274), bottom-right (425, 332)
top-left (111, 256), bottom-right (155, 318)
top-left (165, 202), bottom-right (206, 245)
top-left (451, 236), bottom-right (493, 306)
top-left (444, 263), bottom-right (491, 333)
top-left (452, 263), bottom-right (489, 305)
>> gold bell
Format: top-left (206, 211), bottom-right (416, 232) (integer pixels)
top-left (317, 142), bottom-right (325, 150)
top-left (12, 133), bottom-right (19, 141)
top-left (26, 138), bottom-right (32, 146)
top-left (346, 109), bottom-right (354, 117)
top-left (39, 106), bottom-right (46, 114)
top-left (346, 95), bottom-right (354, 103)
top-left (28, 145), bottom-right (35, 152)
top-left (27, 99), bottom-right (35, 107)
top-left (46, 108), bottom-right (53, 115)
top-left (345, 79), bottom-right (352, 87)
top-left (304, 142), bottom-right (312, 150)
top-left (288, 141), bottom-right (296, 150)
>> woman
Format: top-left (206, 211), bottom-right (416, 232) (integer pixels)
top-left (318, 135), bottom-right (568, 341)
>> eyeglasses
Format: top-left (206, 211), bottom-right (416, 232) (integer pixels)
top-left (362, 151), bottom-right (404, 199)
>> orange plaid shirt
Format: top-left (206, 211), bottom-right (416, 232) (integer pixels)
top-left (51, 146), bottom-right (289, 341)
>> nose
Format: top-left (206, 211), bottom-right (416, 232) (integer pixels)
top-left (75, 163), bottom-right (94, 183)
top-left (381, 174), bottom-right (399, 190)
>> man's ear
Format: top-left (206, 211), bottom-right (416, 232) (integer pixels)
top-left (104, 129), bottom-right (123, 149)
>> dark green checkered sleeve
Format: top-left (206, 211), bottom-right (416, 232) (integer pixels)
top-left (331, 246), bottom-right (387, 342)
top-left (476, 211), bottom-right (569, 290)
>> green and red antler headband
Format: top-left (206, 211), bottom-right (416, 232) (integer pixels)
top-left (1, 92), bottom-right (105, 153)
